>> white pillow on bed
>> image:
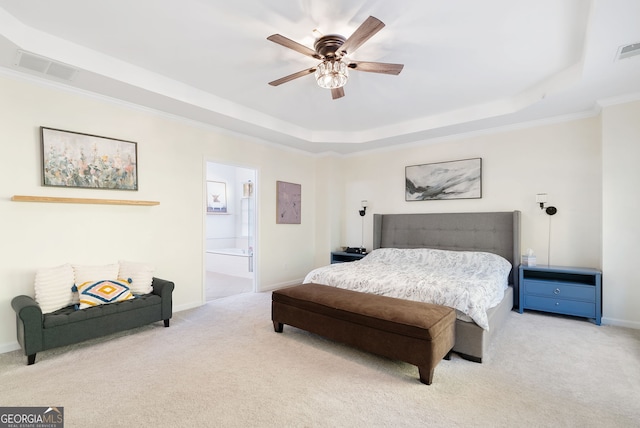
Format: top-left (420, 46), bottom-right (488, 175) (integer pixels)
top-left (362, 248), bottom-right (512, 286)
top-left (365, 247), bottom-right (508, 264)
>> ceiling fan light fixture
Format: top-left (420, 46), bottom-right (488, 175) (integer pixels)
top-left (315, 59), bottom-right (348, 89)
top-left (267, 16), bottom-right (402, 99)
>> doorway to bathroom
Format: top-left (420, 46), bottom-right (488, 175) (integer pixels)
top-left (205, 162), bottom-right (256, 300)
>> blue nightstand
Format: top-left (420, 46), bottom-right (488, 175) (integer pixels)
top-left (518, 265), bottom-right (602, 325)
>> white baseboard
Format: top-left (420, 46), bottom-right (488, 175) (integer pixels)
top-left (601, 317), bottom-right (640, 329)
top-left (258, 278), bottom-right (304, 293)
top-left (0, 342), bottom-right (20, 354)
top-left (173, 301), bottom-right (204, 313)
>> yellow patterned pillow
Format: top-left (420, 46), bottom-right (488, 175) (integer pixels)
top-left (75, 279), bottom-right (134, 309)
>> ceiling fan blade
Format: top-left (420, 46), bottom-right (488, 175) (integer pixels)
top-left (268, 68), bottom-right (316, 86)
top-left (348, 61), bottom-right (404, 75)
top-left (267, 34), bottom-right (321, 59)
top-left (337, 16), bottom-right (385, 56)
top-left (331, 87), bottom-right (345, 100)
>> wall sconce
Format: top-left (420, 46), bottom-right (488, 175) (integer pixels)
top-left (243, 180), bottom-right (253, 198)
top-left (359, 200), bottom-right (367, 217)
top-left (536, 193), bottom-right (557, 216)
top-left (359, 200), bottom-right (368, 254)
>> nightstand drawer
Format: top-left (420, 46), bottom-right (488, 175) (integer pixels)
top-left (523, 279), bottom-right (595, 302)
top-left (524, 295), bottom-right (596, 318)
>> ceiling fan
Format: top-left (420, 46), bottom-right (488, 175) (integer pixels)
top-left (267, 16), bottom-right (404, 100)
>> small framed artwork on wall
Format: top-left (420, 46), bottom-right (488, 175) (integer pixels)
top-left (41, 127), bottom-right (138, 190)
top-left (405, 158), bottom-right (482, 201)
top-left (206, 181), bottom-right (228, 213)
top-left (276, 181), bottom-right (301, 224)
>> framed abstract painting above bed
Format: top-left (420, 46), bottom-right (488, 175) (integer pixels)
top-left (304, 211), bottom-right (521, 363)
top-left (405, 158), bottom-right (481, 201)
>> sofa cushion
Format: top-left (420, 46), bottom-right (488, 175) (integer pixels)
top-left (76, 279), bottom-right (134, 309)
top-left (34, 263), bottom-right (76, 314)
top-left (43, 293), bottom-right (162, 328)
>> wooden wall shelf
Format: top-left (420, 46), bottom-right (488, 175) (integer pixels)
top-left (11, 195), bottom-right (159, 206)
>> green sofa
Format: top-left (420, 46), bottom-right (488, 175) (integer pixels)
top-left (11, 277), bottom-right (174, 365)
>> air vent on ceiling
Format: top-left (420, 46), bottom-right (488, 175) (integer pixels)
top-left (617, 42), bottom-right (640, 61)
top-left (15, 50), bottom-right (78, 81)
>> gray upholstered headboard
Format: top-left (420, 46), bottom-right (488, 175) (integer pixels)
top-left (373, 211), bottom-right (521, 297)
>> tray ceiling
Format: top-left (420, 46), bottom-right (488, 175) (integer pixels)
top-left (1, 0), bottom-right (639, 154)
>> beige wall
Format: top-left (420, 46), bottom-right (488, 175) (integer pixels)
top-left (339, 117), bottom-right (603, 269)
top-left (602, 100), bottom-right (640, 327)
top-left (0, 74), bottom-right (317, 350)
top-left (313, 156), bottom-right (345, 267)
top-left (1, 72), bottom-right (637, 352)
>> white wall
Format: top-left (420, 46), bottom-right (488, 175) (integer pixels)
top-left (314, 156), bottom-right (345, 266)
top-left (602, 100), bottom-right (640, 328)
top-left (339, 117), bottom-right (603, 269)
top-left (0, 74), bottom-right (317, 351)
top-left (1, 72), bottom-right (638, 353)
top-left (331, 107), bottom-right (636, 328)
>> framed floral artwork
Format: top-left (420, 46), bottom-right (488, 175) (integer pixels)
top-left (41, 127), bottom-right (138, 190)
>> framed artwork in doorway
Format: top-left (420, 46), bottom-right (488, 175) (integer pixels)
top-left (405, 158), bottom-right (482, 201)
top-left (276, 181), bottom-right (301, 224)
top-left (41, 127), bottom-right (138, 190)
top-left (206, 181), bottom-right (227, 213)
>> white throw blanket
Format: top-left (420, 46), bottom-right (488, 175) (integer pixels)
top-left (303, 248), bottom-right (512, 330)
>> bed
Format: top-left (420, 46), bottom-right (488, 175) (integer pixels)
top-left (304, 211), bottom-right (521, 362)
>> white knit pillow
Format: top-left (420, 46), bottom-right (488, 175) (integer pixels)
top-left (72, 264), bottom-right (120, 285)
top-left (118, 260), bottom-right (154, 294)
top-left (34, 264), bottom-right (76, 314)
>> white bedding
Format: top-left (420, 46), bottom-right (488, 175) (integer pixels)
top-left (303, 248), bottom-right (512, 330)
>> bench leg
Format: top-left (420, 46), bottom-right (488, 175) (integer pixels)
top-left (27, 354), bottom-right (36, 365)
top-left (418, 367), bottom-right (434, 385)
top-left (273, 321), bottom-right (283, 333)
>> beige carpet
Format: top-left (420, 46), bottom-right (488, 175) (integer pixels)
top-left (206, 271), bottom-right (254, 300)
top-left (1, 292), bottom-right (639, 427)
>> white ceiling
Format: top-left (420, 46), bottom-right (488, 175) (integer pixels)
top-left (0, 0), bottom-right (639, 154)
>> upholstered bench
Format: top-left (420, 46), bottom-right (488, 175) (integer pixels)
top-left (272, 283), bottom-right (456, 385)
top-left (12, 277), bottom-right (174, 365)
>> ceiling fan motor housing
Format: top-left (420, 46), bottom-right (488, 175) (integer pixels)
top-left (314, 34), bottom-right (346, 59)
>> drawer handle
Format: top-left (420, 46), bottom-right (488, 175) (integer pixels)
top-left (553, 288), bottom-right (561, 295)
